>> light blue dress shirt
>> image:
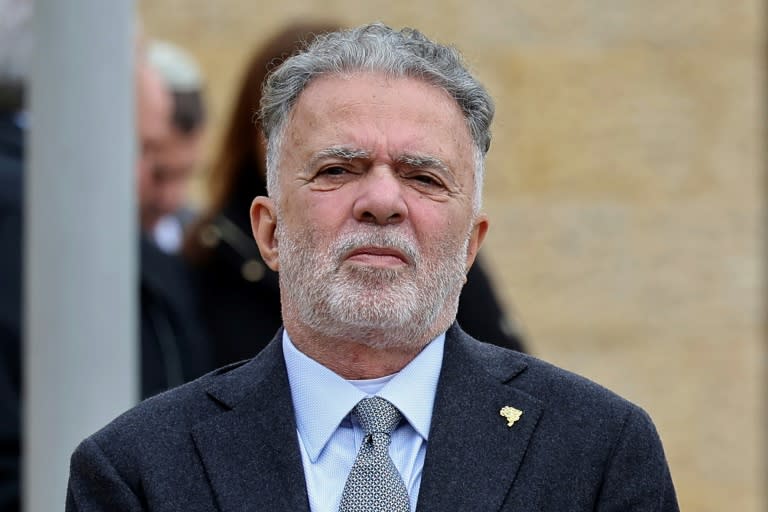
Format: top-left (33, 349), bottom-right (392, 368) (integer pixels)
top-left (282, 331), bottom-right (445, 512)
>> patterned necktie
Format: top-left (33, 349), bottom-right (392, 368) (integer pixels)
top-left (338, 396), bottom-right (411, 512)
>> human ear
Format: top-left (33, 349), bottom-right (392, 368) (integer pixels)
top-left (464, 213), bottom-right (489, 272)
top-left (250, 196), bottom-right (280, 271)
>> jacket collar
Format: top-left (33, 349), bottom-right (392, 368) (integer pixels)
top-left (416, 323), bottom-right (543, 512)
top-left (191, 331), bottom-right (311, 511)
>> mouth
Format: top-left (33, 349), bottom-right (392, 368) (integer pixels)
top-left (344, 246), bottom-right (410, 268)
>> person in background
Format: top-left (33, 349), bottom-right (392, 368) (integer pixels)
top-left (0, 0), bottom-right (31, 508)
top-left (184, 21), bottom-right (526, 370)
top-left (67, 23), bottom-right (678, 511)
top-left (136, 43), bottom-right (212, 398)
top-left (145, 39), bottom-right (207, 254)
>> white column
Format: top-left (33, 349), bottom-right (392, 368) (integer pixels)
top-left (23, 1), bottom-right (137, 510)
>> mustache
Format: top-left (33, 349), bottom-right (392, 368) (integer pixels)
top-left (330, 229), bottom-right (420, 266)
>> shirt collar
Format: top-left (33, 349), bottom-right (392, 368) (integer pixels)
top-left (283, 330), bottom-right (445, 462)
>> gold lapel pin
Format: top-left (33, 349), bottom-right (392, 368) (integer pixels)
top-left (500, 406), bottom-right (523, 427)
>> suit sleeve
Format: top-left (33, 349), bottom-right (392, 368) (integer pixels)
top-left (66, 437), bottom-right (145, 512)
top-left (595, 407), bottom-right (679, 512)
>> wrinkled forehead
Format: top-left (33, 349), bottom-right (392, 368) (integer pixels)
top-left (284, 73), bottom-right (473, 160)
top-left (288, 72), bottom-right (469, 136)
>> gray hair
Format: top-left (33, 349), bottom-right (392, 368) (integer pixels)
top-left (259, 22), bottom-right (494, 212)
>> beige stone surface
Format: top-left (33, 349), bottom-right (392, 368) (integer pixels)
top-left (141, 1), bottom-right (765, 510)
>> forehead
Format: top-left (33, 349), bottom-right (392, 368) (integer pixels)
top-left (137, 64), bottom-right (170, 127)
top-left (282, 72), bottom-right (474, 166)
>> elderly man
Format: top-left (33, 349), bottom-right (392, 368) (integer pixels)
top-left (66, 23), bottom-right (679, 511)
top-left (134, 53), bottom-right (212, 399)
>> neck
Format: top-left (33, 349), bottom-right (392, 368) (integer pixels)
top-left (284, 319), bottom-right (436, 380)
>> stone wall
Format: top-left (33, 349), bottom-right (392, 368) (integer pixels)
top-left (140, 1), bottom-right (765, 510)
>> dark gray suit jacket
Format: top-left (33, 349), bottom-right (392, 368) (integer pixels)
top-left (66, 324), bottom-right (678, 511)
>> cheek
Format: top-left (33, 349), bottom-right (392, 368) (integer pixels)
top-left (411, 203), bottom-right (472, 251)
top-left (278, 189), bottom-right (350, 243)
top-left (302, 187), bottom-right (355, 223)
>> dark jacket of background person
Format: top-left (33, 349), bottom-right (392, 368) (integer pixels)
top-left (140, 235), bottom-right (212, 398)
top-left (66, 325), bottom-right (678, 511)
top-left (184, 22), bottom-right (526, 368)
top-left (0, 110), bottom-right (23, 512)
top-left (138, 39), bottom-right (213, 398)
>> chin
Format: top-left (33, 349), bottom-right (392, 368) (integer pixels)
top-left (305, 296), bottom-right (457, 352)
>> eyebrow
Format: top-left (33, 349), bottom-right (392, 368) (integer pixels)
top-left (396, 153), bottom-right (450, 174)
top-left (301, 146), bottom-right (371, 175)
top-left (301, 147), bottom-right (451, 177)
top-left (317, 146), bottom-right (371, 161)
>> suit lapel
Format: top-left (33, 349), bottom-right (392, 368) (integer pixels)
top-left (191, 337), bottom-right (310, 512)
top-left (416, 325), bottom-right (544, 512)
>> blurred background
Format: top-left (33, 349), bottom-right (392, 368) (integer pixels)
top-left (140, 1), bottom-right (765, 510)
top-left (1, 1), bottom-right (763, 511)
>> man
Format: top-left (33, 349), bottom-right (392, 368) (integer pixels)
top-left (145, 40), bottom-right (207, 254)
top-left (67, 23), bottom-right (679, 511)
top-left (135, 53), bottom-right (211, 399)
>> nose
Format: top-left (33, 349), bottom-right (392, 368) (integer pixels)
top-left (352, 166), bottom-right (408, 225)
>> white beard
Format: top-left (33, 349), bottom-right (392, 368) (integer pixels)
top-left (276, 221), bottom-right (470, 350)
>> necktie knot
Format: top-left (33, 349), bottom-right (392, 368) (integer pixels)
top-left (353, 396), bottom-right (402, 436)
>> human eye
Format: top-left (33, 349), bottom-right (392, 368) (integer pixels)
top-left (308, 164), bottom-right (359, 190)
top-left (318, 165), bottom-right (349, 177)
top-left (314, 165), bottom-right (359, 181)
top-left (405, 171), bottom-right (445, 190)
top-left (412, 173), bottom-right (441, 186)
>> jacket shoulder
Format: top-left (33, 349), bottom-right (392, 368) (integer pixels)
top-left (454, 326), bottom-right (645, 423)
top-left (78, 358), bottom-right (251, 463)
